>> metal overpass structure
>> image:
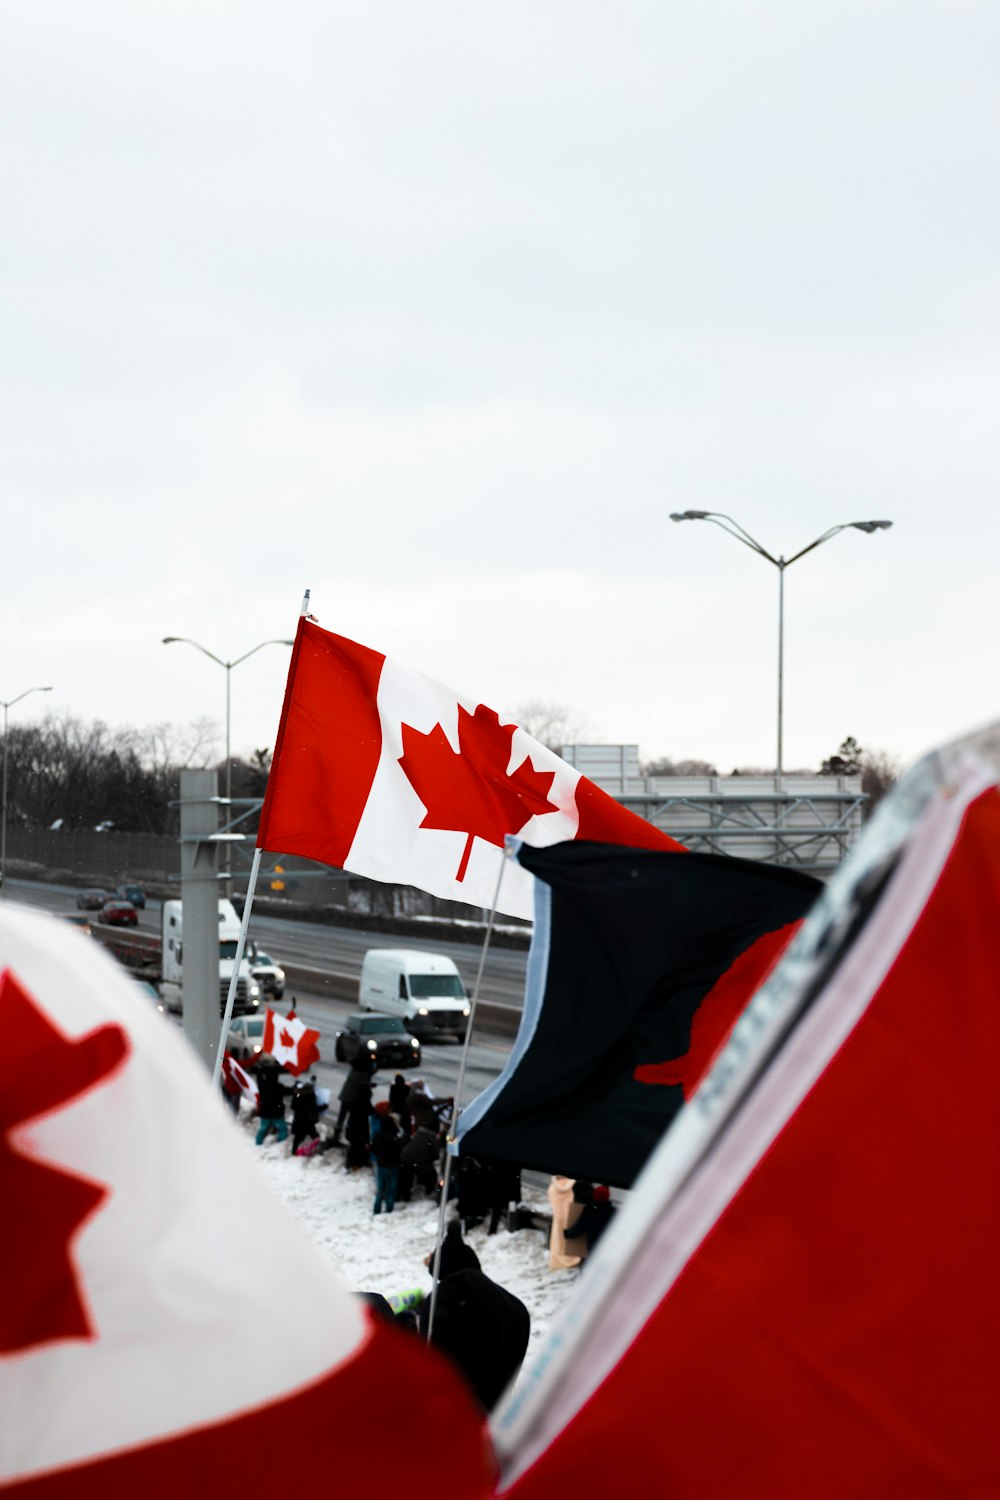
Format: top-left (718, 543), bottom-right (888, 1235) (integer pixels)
top-left (561, 745), bottom-right (866, 876)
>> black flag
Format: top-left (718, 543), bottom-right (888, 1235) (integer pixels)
top-left (457, 841), bottom-right (821, 1188)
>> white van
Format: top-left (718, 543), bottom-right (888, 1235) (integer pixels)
top-left (359, 948), bottom-right (471, 1041)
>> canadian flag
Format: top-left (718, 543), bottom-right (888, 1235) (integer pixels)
top-left (256, 619), bottom-right (681, 920)
top-left (489, 739), bottom-right (1000, 1497)
top-left (221, 1049), bottom-right (258, 1106)
top-left (260, 1007), bottom-right (320, 1076)
top-left (0, 903), bottom-right (493, 1497)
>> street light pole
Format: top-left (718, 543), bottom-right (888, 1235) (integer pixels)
top-left (161, 637), bottom-right (293, 881)
top-left (669, 512), bottom-right (893, 777)
top-left (1, 685), bottom-right (54, 897)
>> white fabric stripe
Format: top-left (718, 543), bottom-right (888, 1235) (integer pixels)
top-left (454, 840), bottom-right (551, 1146)
top-left (343, 656), bottom-right (581, 920)
top-left (492, 750), bottom-right (995, 1488)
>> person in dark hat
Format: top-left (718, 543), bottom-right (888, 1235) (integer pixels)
top-left (344, 1070), bottom-right (374, 1171)
top-left (425, 1219), bottom-right (481, 1281)
top-left (290, 1076), bottom-right (322, 1156)
top-left (419, 1264), bottom-right (530, 1413)
top-left (389, 1072), bottom-right (412, 1136)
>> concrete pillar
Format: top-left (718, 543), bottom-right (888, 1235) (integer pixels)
top-left (179, 768), bottom-right (221, 1072)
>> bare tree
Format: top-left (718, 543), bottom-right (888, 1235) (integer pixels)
top-left (641, 755), bottom-right (719, 777)
top-left (136, 716), bottom-right (221, 773)
top-left (820, 736), bottom-right (900, 817)
top-left (860, 747), bottom-right (901, 812)
top-left (512, 699), bottom-right (595, 754)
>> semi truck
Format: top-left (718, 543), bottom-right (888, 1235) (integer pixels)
top-left (160, 898), bottom-right (260, 1016)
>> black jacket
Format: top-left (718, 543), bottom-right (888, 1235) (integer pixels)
top-left (370, 1117), bottom-right (403, 1167)
top-left (257, 1065), bottom-right (291, 1118)
top-left (419, 1269), bottom-right (530, 1412)
top-left (291, 1085), bottom-right (320, 1132)
top-left (401, 1125), bottom-right (438, 1170)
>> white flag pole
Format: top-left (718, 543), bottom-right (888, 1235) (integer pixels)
top-left (212, 846), bottom-right (263, 1090)
top-left (211, 589), bottom-right (312, 1092)
top-left (426, 845), bottom-right (510, 1342)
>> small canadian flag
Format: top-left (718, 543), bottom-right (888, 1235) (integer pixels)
top-left (260, 1007), bottom-right (321, 1076)
top-left (221, 1050), bottom-right (258, 1106)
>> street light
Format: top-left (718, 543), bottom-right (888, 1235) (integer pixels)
top-left (1, 685), bottom-right (53, 897)
top-left (670, 512), bottom-right (893, 777)
top-left (161, 637), bottom-right (294, 877)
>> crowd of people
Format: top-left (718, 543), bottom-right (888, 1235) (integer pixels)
top-left (224, 1046), bottom-right (616, 1413)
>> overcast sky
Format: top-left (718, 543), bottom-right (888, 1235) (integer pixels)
top-left (3, 1), bottom-right (997, 778)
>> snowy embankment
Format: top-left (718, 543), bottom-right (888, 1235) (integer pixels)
top-left (245, 1115), bottom-right (579, 1373)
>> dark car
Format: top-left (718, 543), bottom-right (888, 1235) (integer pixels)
top-left (335, 1013), bottom-right (421, 1069)
top-left (97, 900), bottom-right (139, 927)
top-left (116, 882), bottom-right (146, 909)
top-left (77, 888), bottom-right (110, 911)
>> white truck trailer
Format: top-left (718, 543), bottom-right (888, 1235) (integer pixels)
top-left (160, 898), bottom-right (261, 1016)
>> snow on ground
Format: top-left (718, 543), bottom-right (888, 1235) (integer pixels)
top-left (240, 1111), bottom-right (579, 1373)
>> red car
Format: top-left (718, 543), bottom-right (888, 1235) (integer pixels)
top-left (98, 900), bottom-right (139, 927)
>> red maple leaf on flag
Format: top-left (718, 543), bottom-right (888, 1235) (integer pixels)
top-left (279, 1028), bottom-right (294, 1049)
top-left (0, 968), bottom-right (129, 1354)
top-left (398, 704), bottom-right (559, 881)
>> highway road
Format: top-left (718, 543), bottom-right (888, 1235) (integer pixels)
top-left (4, 879), bottom-right (531, 1111)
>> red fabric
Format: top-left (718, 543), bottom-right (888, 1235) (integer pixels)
top-left (573, 775), bottom-right (683, 852)
top-left (7, 1315), bottom-right (495, 1498)
top-left (633, 919), bottom-right (804, 1098)
top-left (504, 787), bottom-right (1000, 1498)
top-left (256, 620), bottom-right (384, 866)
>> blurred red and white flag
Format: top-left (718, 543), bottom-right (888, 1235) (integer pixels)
top-left (491, 732), bottom-right (1000, 1498)
top-left (256, 619), bottom-right (680, 919)
top-left (260, 1007), bottom-right (320, 1076)
top-left (220, 1050), bottom-right (258, 1106)
top-left (0, 904), bottom-right (494, 1498)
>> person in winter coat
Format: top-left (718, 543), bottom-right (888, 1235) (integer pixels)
top-left (290, 1078), bottom-right (322, 1156)
top-left (332, 1055), bottom-right (375, 1143)
top-left (419, 1266), bottom-right (530, 1413)
top-left (426, 1218), bottom-right (481, 1280)
top-left (389, 1073), bottom-right (412, 1136)
top-left (398, 1123), bottom-right (439, 1201)
top-left (344, 1075), bottom-right (373, 1170)
top-left (255, 1057), bottom-right (292, 1146)
top-left (370, 1101), bottom-right (403, 1213)
top-left (563, 1183), bottom-right (616, 1257)
top-left (407, 1081), bottom-right (438, 1134)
